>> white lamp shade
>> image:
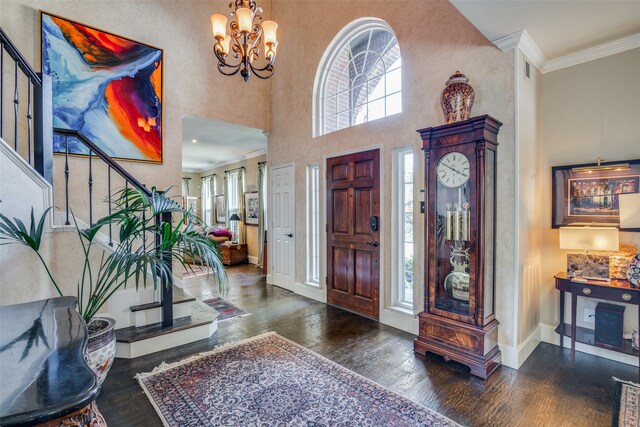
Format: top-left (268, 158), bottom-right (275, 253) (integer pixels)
top-left (262, 20), bottom-right (278, 45)
top-left (210, 14), bottom-right (228, 40)
top-left (559, 226), bottom-right (619, 251)
top-left (236, 7), bottom-right (253, 33)
top-left (619, 192), bottom-right (640, 229)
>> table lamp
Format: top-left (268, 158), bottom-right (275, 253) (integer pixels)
top-left (229, 213), bottom-right (241, 244)
top-left (559, 226), bottom-right (619, 281)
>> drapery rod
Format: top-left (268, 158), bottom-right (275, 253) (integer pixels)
top-left (200, 173), bottom-right (218, 179)
top-left (224, 166), bottom-right (245, 174)
top-left (258, 161), bottom-right (267, 165)
top-left (182, 177), bottom-right (191, 180)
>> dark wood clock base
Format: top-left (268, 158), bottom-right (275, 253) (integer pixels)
top-left (414, 312), bottom-right (501, 379)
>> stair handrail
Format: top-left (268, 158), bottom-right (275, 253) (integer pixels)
top-left (53, 128), bottom-right (151, 197)
top-left (1, 26), bottom-right (53, 183)
top-left (0, 26), bottom-right (42, 87)
top-left (52, 127), bottom-right (174, 327)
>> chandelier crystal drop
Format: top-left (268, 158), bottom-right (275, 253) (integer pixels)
top-left (210, 0), bottom-right (278, 81)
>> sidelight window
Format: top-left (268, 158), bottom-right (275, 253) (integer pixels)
top-left (393, 147), bottom-right (414, 309)
top-left (306, 164), bottom-right (321, 286)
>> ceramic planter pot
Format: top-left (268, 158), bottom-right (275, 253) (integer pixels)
top-left (86, 317), bottom-right (116, 385)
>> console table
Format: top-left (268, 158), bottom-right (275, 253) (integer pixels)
top-left (555, 272), bottom-right (639, 377)
top-left (0, 297), bottom-right (105, 426)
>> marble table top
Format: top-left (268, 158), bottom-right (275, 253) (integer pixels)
top-left (0, 297), bottom-right (100, 425)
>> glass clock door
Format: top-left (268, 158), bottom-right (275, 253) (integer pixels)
top-left (433, 149), bottom-right (474, 318)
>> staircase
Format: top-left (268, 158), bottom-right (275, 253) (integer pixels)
top-left (0, 27), bottom-right (218, 358)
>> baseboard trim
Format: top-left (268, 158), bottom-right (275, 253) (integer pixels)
top-left (266, 274), bottom-right (273, 285)
top-left (540, 322), bottom-right (639, 367)
top-left (248, 256), bottom-right (258, 265)
top-left (515, 325), bottom-right (542, 368)
top-left (293, 282), bottom-right (326, 303)
top-left (380, 308), bottom-right (418, 335)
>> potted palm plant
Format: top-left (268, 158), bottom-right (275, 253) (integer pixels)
top-left (0, 187), bottom-right (227, 384)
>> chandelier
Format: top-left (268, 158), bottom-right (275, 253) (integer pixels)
top-left (210, 0), bottom-right (278, 81)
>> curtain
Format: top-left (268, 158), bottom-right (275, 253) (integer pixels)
top-left (201, 176), bottom-right (207, 222)
top-left (224, 172), bottom-right (230, 229)
top-left (240, 168), bottom-right (246, 244)
top-left (182, 178), bottom-right (190, 209)
top-left (256, 163), bottom-right (266, 268)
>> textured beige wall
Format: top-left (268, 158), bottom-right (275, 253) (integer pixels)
top-left (0, 0), bottom-right (271, 217)
top-left (270, 1), bottom-right (517, 347)
top-left (195, 154), bottom-right (267, 260)
top-left (540, 48), bottom-right (640, 336)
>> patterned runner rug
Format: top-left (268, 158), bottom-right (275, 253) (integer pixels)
top-left (201, 297), bottom-right (250, 322)
top-left (613, 380), bottom-right (640, 427)
top-left (183, 264), bottom-right (210, 278)
top-left (137, 332), bottom-right (459, 427)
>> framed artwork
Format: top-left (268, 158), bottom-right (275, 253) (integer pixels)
top-left (215, 195), bottom-right (226, 223)
top-left (41, 12), bottom-right (163, 163)
top-left (552, 159), bottom-right (640, 230)
top-left (244, 192), bottom-right (259, 225)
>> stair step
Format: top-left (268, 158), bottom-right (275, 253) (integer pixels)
top-left (129, 287), bottom-right (196, 312)
top-left (115, 316), bottom-right (212, 343)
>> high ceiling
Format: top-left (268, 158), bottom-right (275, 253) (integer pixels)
top-left (182, 116), bottom-right (267, 172)
top-left (450, 0), bottom-right (640, 59)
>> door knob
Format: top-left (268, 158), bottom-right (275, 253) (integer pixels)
top-left (366, 240), bottom-right (378, 247)
top-left (285, 233), bottom-right (293, 238)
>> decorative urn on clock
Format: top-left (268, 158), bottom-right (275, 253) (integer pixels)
top-left (440, 71), bottom-right (475, 124)
top-left (414, 115), bottom-right (502, 379)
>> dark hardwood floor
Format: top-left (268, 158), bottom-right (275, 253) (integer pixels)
top-left (98, 264), bottom-right (636, 426)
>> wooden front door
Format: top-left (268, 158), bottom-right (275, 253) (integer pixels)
top-left (326, 149), bottom-right (380, 319)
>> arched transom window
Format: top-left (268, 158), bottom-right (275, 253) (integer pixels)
top-left (314, 19), bottom-right (402, 137)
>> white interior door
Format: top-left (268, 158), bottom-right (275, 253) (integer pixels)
top-left (271, 163), bottom-right (295, 290)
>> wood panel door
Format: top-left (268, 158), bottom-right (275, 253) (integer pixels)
top-left (271, 163), bottom-right (295, 290)
top-left (326, 149), bottom-right (380, 319)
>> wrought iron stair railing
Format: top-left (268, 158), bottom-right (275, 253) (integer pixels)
top-left (0, 26), bottom-right (173, 327)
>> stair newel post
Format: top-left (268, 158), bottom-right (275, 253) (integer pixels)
top-left (64, 134), bottom-right (70, 225)
top-left (158, 208), bottom-right (173, 327)
top-left (34, 74), bottom-right (53, 184)
top-left (13, 60), bottom-right (18, 150)
top-left (88, 149), bottom-right (93, 226)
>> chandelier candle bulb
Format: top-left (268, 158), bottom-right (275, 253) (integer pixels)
top-left (220, 34), bottom-right (231, 55)
top-left (236, 7), bottom-right (253, 33)
top-left (210, 14), bottom-right (228, 40)
top-left (262, 20), bottom-right (278, 45)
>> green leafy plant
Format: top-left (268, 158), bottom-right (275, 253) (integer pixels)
top-left (0, 188), bottom-right (227, 322)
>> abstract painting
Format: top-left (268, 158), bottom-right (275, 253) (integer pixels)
top-left (41, 12), bottom-right (163, 163)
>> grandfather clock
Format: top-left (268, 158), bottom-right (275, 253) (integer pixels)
top-left (413, 115), bottom-right (502, 379)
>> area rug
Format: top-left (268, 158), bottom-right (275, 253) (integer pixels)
top-left (201, 297), bottom-right (250, 322)
top-left (613, 378), bottom-right (640, 427)
top-left (136, 332), bottom-right (459, 427)
top-left (183, 264), bottom-right (211, 279)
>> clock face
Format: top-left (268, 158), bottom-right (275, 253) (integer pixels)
top-left (436, 152), bottom-right (470, 188)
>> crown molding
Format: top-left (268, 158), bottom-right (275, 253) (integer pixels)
top-left (493, 30), bottom-right (546, 72)
top-left (544, 33), bottom-right (640, 73)
top-left (493, 30), bottom-right (640, 74)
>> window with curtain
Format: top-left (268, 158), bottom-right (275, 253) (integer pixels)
top-left (306, 164), bottom-right (320, 285)
top-left (314, 19), bottom-right (401, 137)
top-left (393, 147), bottom-right (414, 309)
